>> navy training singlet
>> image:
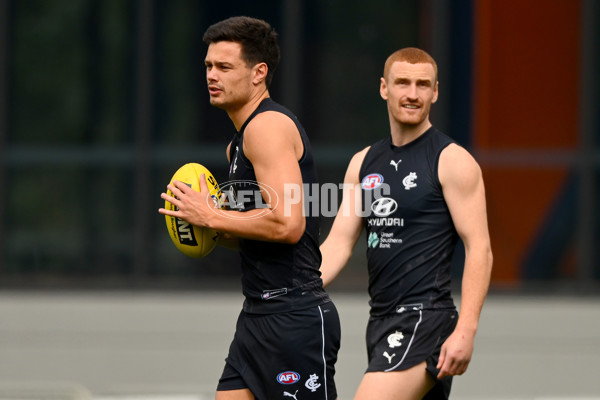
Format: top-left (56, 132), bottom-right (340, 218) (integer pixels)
top-left (359, 127), bottom-right (459, 316)
top-left (227, 98), bottom-right (329, 314)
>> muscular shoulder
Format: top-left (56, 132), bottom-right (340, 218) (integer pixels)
top-left (438, 143), bottom-right (482, 190)
top-left (243, 111), bottom-right (303, 161)
top-left (345, 146), bottom-right (371, 184)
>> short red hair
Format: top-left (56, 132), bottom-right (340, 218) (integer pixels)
top-left (383, 47), bottom-right (438, 82)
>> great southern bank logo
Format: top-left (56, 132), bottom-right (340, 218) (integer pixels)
top-left (277, 371), bottom-right (301, 385)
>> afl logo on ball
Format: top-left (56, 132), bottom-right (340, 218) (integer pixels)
top-left (277, 371), bottom-right (301, 385)
top-left (361, 173), bottom-right (383, 190)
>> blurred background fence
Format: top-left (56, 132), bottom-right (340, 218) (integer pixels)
top-left (0, 0), bottom-right (598, 291)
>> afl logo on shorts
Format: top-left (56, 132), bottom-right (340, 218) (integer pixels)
top-left (361, 173), bottom-right (383, 190)
top-left (277, 371), bottom-right (301, 384)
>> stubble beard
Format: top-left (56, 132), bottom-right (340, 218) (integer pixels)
top-left (393, 106), bottom-right (427, 127)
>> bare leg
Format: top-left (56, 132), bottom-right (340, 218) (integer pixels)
top-left (353, 361), bottom-right (435, 400)
top-left (215, 389), bottom-right (255, 400)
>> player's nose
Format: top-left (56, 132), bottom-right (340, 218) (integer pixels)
top-left (406, 83), bottom-right (418, 99)
top-left (206, 68), bottom-right (218, 82)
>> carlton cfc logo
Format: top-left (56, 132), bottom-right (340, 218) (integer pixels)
top-left (277, 371), bottom-right (301, 384)
top-left (361, 173), bottom-right (383, 190)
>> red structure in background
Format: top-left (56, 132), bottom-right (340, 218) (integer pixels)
top-left (472, 0), bottom-right (581, 283)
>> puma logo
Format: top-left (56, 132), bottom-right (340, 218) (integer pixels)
top-left (390, 159), bottom-right (402, 171)
top-left (284, 390), bottom-right (298, 400)
top-left (383, 351), bottom-right (396, 363)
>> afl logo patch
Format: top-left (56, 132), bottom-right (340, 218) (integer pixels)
top-left (277, 371), bottom-right (301, 384)
top-left (361, 173), bottom-right (383, 190)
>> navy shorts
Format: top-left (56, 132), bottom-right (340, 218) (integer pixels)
top-left (217, 301), bottom-right (341, 400)
top-left (365, 305), bottom-right (458, 399)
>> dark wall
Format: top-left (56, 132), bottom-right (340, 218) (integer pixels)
top-left (0, 0), bottom-right (597, 289)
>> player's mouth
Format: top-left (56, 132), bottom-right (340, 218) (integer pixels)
top-left (402, 104), bottom-right (420, 109)
top-left (208, 85), bottom-right (223, 96)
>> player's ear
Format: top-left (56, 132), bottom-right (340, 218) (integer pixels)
top-left (253, 62), bottom-right (268, 86)
top-left (379, 77), bottom-right (388, 100)
top-left (432, 81), bottom-right (439, 103)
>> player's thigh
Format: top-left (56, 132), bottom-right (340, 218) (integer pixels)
top-left (354, 361), bottom-right (435, 400)
top-left (215, 389), bottom-right (254, 400)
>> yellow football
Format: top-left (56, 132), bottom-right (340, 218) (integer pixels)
top-left (164, 163), bottom-right (221, 258)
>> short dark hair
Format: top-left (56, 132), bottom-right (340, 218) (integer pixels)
top-left (203, 16), bottom-right (280, 88)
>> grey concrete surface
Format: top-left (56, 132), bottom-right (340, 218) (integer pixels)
top-left (0, 291), bottom-right (599, 399)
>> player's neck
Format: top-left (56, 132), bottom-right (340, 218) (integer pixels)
top-left (390, 120), bottom-right (432, 147)
top-left (228, 89), bottom-right (270, 131)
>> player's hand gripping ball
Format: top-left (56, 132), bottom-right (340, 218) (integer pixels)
top-left (164, 163), bottom-right (222, 258)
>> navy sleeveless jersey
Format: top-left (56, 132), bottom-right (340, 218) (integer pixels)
top-left (227, 98), bottom-right (329, 314)
top-left (359, 127), bottom-right (459, 316)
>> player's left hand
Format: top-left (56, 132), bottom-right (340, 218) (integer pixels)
top-left (436, 328), bottom-right (475, 379)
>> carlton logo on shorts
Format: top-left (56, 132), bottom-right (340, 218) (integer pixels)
top-left (277, 371), bottom-right (301, 384)
top-left (361, 173), bottom-right (384, 190)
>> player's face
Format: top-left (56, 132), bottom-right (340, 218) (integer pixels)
top-left (380, 61), bottom-right (438, 128)
top-left (205, 41), bottom-right (255, 110)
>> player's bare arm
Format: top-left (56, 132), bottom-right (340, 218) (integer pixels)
top-left (319, 147), bottom-right (369, 287)
top-left (237, 110), bottom-right (305, 242)
top-left (436, 143), bottom-right (493, 378)
top-left (163, 111), bottom-right (305, 244)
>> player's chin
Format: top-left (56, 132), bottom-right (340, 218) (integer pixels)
top-left (208, 96), bottom-right (226, 108)
top-left (397, 118), bottom-right (423, 127)
top-left (399, 112), bottom-right (426, 125)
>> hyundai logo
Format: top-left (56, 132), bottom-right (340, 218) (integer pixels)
top-left (371, 197), bottom-right (398, 217)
